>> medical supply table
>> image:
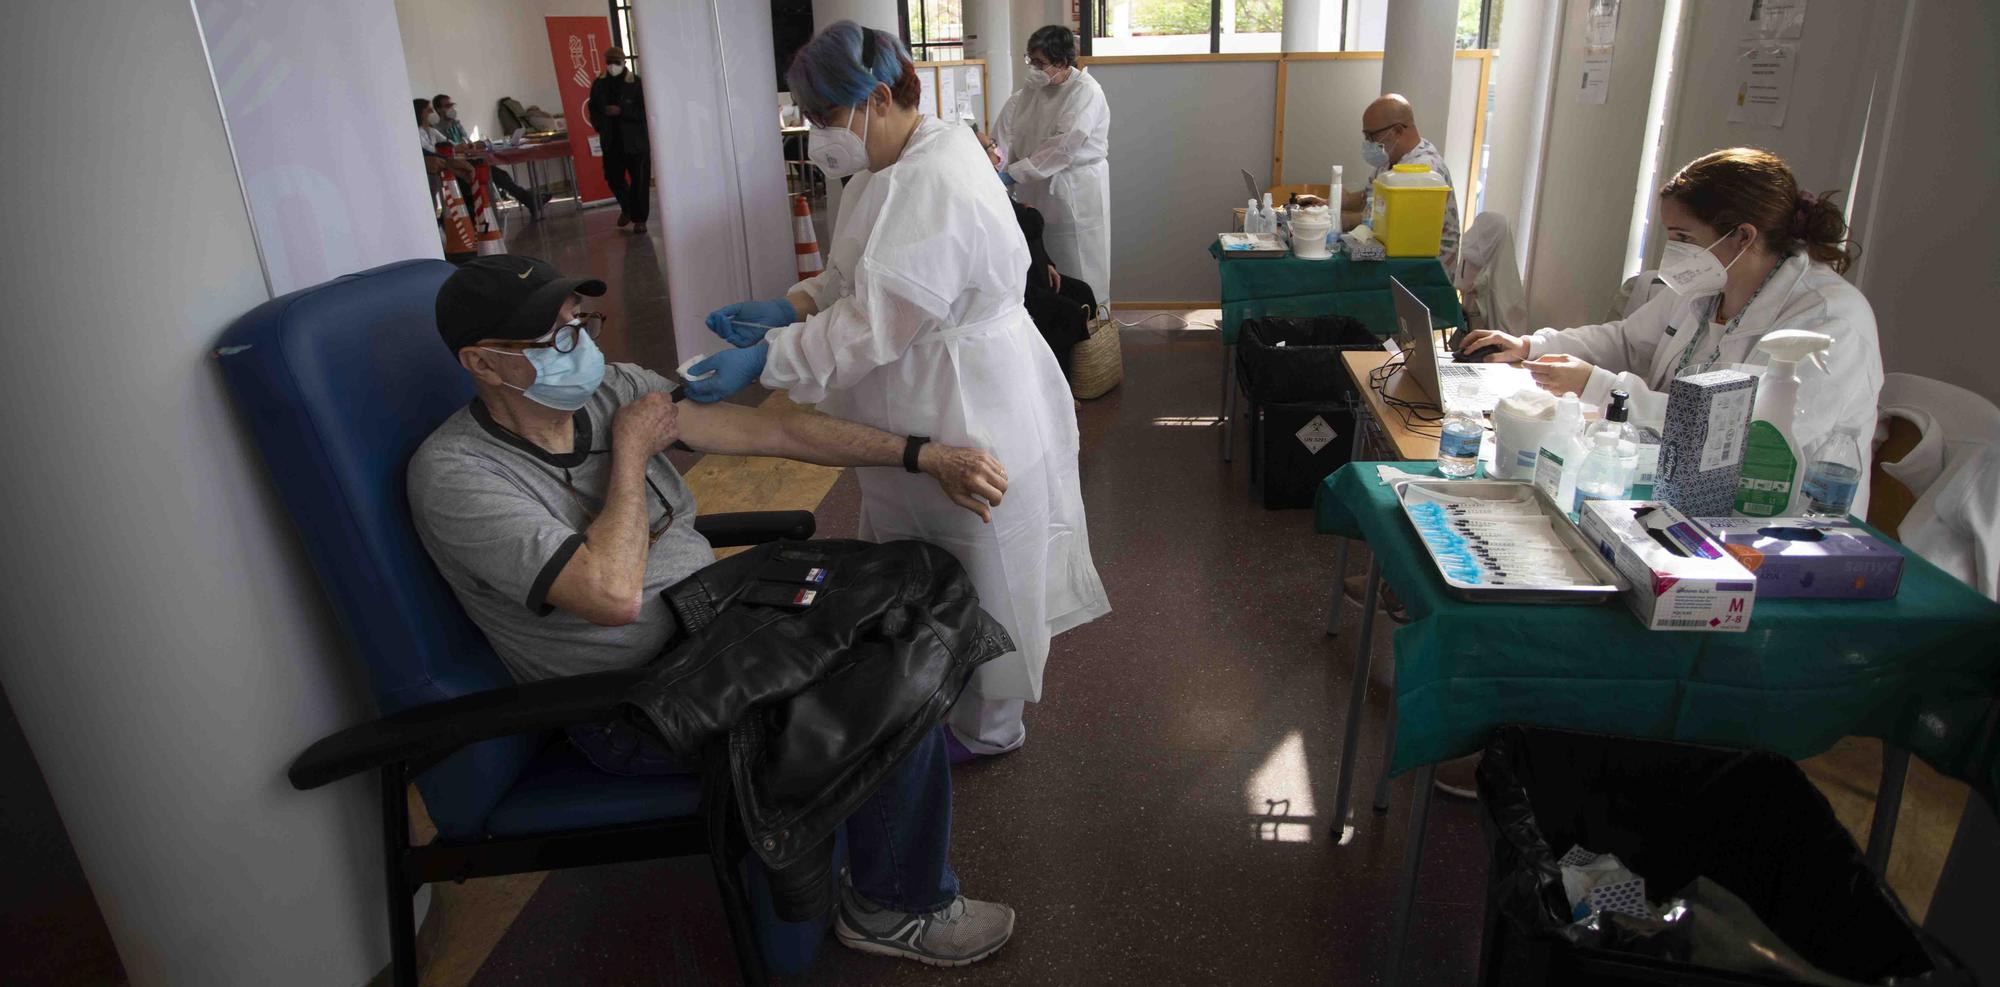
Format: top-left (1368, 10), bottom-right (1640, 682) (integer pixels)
top-left (1207, 243), bottom-right (1464, 461)
top-left (484, 140), bottom-right (578, 215)
top-left (1313, 460), bottom-right (2000, 986)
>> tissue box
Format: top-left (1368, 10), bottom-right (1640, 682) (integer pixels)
top-left (1697, 517), bottom-right (1906, 600)
top-left (1580, 501), bottom-right (1757, 632)
top-left (1656, 370), bottom-right (1758, 517)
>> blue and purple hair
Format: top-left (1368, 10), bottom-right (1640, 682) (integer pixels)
top-left (785, 20), bottom-right (919, 125)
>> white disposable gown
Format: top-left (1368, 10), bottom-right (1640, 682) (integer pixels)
top-left (761, 116), bottom-right (1111, 704)
top-left (994, 68), bottom-right (1111, 305)
top-left (1524, 248), bottom-right (1884, 516)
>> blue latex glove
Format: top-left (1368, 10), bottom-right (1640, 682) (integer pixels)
top-left (1000, 170), bottom-right (1017, 187)
top-left (683, 343), bottom-right (769, 403)
top-left (704, 298), bottom-right (796, 347)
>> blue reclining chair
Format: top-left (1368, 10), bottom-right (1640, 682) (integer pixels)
top-left (216, 259), bottom-right (824, 986)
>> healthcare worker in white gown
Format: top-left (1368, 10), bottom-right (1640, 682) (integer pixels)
top-left (689, 22), bottom-right (1110, 757)
top-left (1461, 147), bottom-right (1884, 515)
top-left (992, 25), bottom-right (1112, 306)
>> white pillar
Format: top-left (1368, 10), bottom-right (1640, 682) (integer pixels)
top-left (1478, 0), bottom-right (1556, 269)
top-left (1380, 0), bottom-right (1457, 132)
top-left (1282, 0), bottom-right (1324, 53)
top-left (963, 0), bottom-right (1014, 108)
top-left (637, 0), bottom-right (796, 367)
top-left (0, 0), bottom-right (393, 983)
top-left (813, 0), bottom-right (899, 34)
top-left (1014, 0), bottom-right (1064, 72)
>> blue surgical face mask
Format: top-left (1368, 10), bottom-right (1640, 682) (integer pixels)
top-left (484, 328), bottom-right (606, 411)
top-left (1362, 140), bottom-right (1391, 170)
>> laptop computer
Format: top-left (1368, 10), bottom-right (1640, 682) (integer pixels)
top-left (1390, 277), bottom-right (1534, 414)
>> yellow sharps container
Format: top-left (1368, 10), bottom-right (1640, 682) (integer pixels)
top-left (1369, 163), bottom-right (1451, 258)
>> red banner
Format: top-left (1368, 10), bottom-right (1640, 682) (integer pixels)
top-left (545, 16), bottom-right (617, 206)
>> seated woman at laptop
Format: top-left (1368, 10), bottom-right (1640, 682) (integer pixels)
top-left (1460, 147), bottom-right (1882, 504)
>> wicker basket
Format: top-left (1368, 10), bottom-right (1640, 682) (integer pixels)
top-left (1068, 315), bottom-right (1123, 400)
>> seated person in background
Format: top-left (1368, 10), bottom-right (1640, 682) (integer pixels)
top-left (1300, 93), bottom-right (1460, 272)
top-left (1458, 147), bottom-right (1883, 515)
top-left (414, 98), bottom-right (475, 187)
top-left (433, 92), bottom-right (548, 221)
top-left (981, 130), bottom-right (1093, 374)
top-left (409, 255), bottom-right (1017, 968)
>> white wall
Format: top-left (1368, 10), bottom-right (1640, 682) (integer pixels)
top-left (395, 0), bottom-right (605, 144)
top-left (963, 0), bottom-right (1015, 106)
top-left (637, 0), bottom-right (796, 366)
top-left (1520, 0), bottom-right (1667, 329)
top-left (0, 0), bottom-right (388, 984)
top-left (201, 0), bottom-right (440, 296)
top-left (1855, 1), bottom-right (2000, 403)
top-left (814, 0), bottom-right (899, 33)
top-left (1379, 0), bottom-right (1458, 141)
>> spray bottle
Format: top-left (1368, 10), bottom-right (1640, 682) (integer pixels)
top-left (1733, 329), bottom-right (1835, 517)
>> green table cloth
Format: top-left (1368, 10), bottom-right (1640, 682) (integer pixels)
top-left (1208, 242), bottom-right (1466, 344)
top-left (1314, 462), bottom-right (2000, 803)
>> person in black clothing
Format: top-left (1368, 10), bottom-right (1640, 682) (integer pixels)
top-left (587, 47), bottom-right (650, 233)
top-left (981, 130), bottom-right (1093, 374)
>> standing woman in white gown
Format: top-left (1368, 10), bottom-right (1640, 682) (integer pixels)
top-left (688, 22), bottom-right (1111, 758)
top-left (992, 25), bottom-right (1112, 307)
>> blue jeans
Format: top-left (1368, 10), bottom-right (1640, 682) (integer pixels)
top-left (567, 720), bottom-right (960, 914)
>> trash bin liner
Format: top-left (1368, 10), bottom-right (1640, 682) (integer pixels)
top-left (1477, 725), bottom-right (1968, 987)
top-left (1234, 315), bottom-right (1380, 405)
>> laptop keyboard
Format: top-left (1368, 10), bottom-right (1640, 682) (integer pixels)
top-left (1438, 364), bottom-right (1498, 409)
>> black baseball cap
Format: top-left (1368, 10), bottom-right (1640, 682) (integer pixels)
top-left (434, 255), bottom-right (606, 352)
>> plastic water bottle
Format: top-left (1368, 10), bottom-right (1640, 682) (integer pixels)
top-left (1800, 425), bottom-right (1866, 518)
top-left (1437, 407), bottom-right (1483, 478)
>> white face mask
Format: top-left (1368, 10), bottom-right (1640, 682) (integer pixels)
top-left (443, 107), bottom-right (458, 120)
top-left (1024, 66), bottom-right (1051, 88)
top-left (807, 101), bottom-right (871, 179)
top-left (1361, 140), bottom-right (1391, 170)
top-left (606, 63), bottom-right (624, 76)
top-left (1658, 229), bottom-right (1746, 297)
top-left (424, 111), bottom-right (441, 127)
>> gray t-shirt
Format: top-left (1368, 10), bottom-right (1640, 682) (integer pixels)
top-left (408, 363), bottom-right (715, 683)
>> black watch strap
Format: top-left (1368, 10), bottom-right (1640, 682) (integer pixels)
top-left (904, 435), bottom-right (930, 474)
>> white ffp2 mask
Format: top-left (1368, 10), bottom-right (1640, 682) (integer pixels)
top-left (807, 102), bottom-right (871, 179)
top-left (1658, 231), bottom-right (1745, 297)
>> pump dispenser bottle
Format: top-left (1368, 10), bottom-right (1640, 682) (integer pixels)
top-left (1735, 329), bottom-right (1835, 516)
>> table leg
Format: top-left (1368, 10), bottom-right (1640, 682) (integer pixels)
top-left (1330, 557), bottom-right (1381, 846)
top-left (1327, 538), bottom-right (1349, 637)
top-left (1383, 763), bottom-right (1436, 987)
top-left (1219, 343), bottom-right (1236, 463)
top-left (1373, 682), bottom-right (1399, 814)
top-left (1866, 744), bottom-right (1911, 876)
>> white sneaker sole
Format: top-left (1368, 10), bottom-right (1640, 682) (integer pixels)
top-left (833, 911), bottom-right (1015, 968)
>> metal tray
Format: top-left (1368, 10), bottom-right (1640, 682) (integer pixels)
top-left (1393, 479), bottom-right (1625, 604)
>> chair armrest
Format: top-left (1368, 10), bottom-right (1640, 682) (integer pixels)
top-left (288, 669), bottom-right (650, 791)
top-left (693, 510), bottom-right (816, 548)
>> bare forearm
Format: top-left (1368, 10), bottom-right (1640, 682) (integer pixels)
top-left (550, 452), bottom-right (652, 623)
top-left (771, 409), bottom-right (905, 468)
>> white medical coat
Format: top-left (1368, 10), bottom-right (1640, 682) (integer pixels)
top-left (1526, 249), bottom-right (1884, 517)
top-left (761, 117), bottom-right (1111, 702)
top-left (994, 69), bottom-right (1112, 305)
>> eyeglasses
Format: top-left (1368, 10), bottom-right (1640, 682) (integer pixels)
top-left (1023, 55), bottom-right (1052, 70)
top-left (484, 313), bottom-right (606, 354)
top-left (1363, 122), bottom-right (1404, 143)
top-left (559, 471), bottom-right (676, 546)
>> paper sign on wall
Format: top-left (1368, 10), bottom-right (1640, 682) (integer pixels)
top-left (1728, 41), bottom-right (1798, 126)
top-left (939, 68), bottom-right (958, 122)
top-left (917, 67), bottom-right (938, 118)
top-left (1578, 0), bottom-right (1616, 105)
top-left (1742, 0), bottom-right (1807, 39)
top-left (1579, 55), bottom-right (1613, 105)
top-left (965, 65), bottom-right (983, 96)
top-left (1585, 0), bottom-right (1619, 49)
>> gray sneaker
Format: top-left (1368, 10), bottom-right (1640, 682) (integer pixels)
top-left (833, 884), bottom-right (1016, 967)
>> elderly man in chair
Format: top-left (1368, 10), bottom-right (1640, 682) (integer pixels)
top-left (407, 254), bottom-right (1018, 968)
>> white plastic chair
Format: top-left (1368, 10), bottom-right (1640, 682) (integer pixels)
top-left (1454, 212), bottom-right (1527, 335)
top-left (1876, 373), bottom-right (2000, 600)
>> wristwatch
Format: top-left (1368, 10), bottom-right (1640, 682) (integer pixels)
top-left (904, 435), bottom-right (930, 474)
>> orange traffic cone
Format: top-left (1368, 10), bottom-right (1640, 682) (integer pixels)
top-left (438, 175), bottom-right (478, 257)
top-left (471, 163), bottom-right (507, 256)
top-left (791, 195), bottom-right (823, 279)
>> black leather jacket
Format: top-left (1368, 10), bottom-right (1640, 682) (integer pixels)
top-left (624, 538), bottom-right (1009, 873)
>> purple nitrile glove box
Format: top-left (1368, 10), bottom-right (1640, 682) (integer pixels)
top-left (1696, 517), bottom-right (1906, 600)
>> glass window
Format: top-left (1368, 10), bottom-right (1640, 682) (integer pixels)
top-left (1220, 0), bottom-right (1283, 53)
top-left (609, 0), bottom-right (639, 74)
top-left (1456, 0), bottom-right (1503, 49)
top-left (1091, 0), bottom-right (1214, 57)
top-left (908, 0), bottom-right (965, 63)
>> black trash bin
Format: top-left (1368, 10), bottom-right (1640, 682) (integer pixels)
top-left (1476, 726), bottom-right (1968, 987)
top-left (1234, 315), bottom-right (1381, 509)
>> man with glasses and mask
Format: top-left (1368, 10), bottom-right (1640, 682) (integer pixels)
top-left (408, 254), bottom-right (1021, 966)
top-left (1305, 93), bottom-right (1460, 273)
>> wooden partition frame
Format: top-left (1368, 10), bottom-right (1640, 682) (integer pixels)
top-left (911, 58), bottom-right (992, 131)
top-left (1083, 50), bottom-right (1496, 225)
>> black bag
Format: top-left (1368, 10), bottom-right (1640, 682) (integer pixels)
top-left (1476, 725), bottom-right (1969, 986)
top-left (1251, 400), bottom-right (1357, 510)
top-left (1234, 315), bottom-right (1379, 405)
